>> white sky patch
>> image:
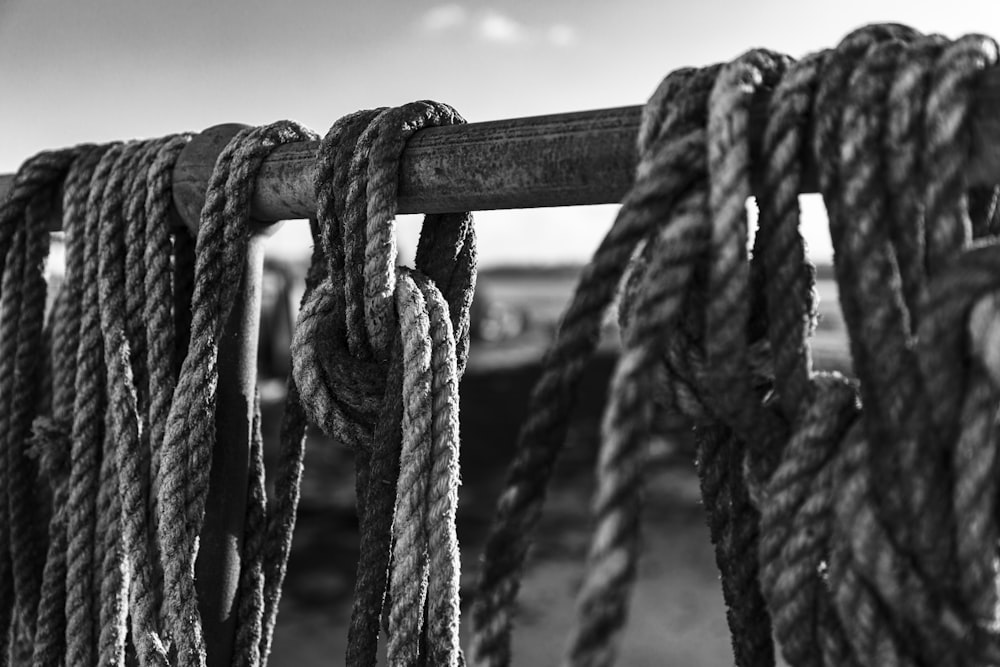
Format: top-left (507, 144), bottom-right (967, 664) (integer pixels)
top-left (478, 10), bottom-right (527, 44)
top-left (421, 4), bottom-right (468, 32)
top-left (547, 23), bottom-right (577, 47)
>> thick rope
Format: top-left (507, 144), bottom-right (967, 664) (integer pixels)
top-left (472, 21), bottom-right (1000, 667)
top-left (68, 143), bottom-right (122, 667)
top-left (0, 121), bottom-right (315, 667)
top-left (293, 99), bottom-right (475, 666)
top-left (99, 136), bottom-right (190, 667)
top-left (157, 121), bottom-right (317, 667)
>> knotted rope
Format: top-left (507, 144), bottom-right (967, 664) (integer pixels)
top-left (471, 23), bottom-right (1000, 667)
top-left (292, 100), bottom-right (476, 666)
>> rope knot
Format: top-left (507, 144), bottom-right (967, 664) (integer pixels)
top-left (291, 277), bottom-right (390, 451)
top-left (293, 101), bottom-right (476, 666)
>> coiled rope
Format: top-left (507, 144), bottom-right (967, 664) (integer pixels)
top-left (470, 22), bottom-right (1000, 667)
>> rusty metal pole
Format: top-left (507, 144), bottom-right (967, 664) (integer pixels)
top-left (11, 75), bottom-right (1000, 226)
top-left (171, 124), bottom-right (275, 667)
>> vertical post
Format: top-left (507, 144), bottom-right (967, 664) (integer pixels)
top-left (171, 124), bottom-right (267, 667)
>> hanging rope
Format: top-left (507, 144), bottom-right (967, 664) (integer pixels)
top-left (0, 145), bottom-right (91, 664)
top-left (292, 99), bottom-right (476, 666)
top-left (6, 19), bottom-right (1000, 667)
top-left (0, 120), bottom-right (323, 667)
top-left (471, 22), bottom-right (1000, 667)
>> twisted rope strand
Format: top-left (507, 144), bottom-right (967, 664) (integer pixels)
top-left (469, 65), bottom-right (720, 667)
top-left (96, 139), bottom-right (152, 667)
top-left (98, 138), bottom-right (175, 667)
top-left (418, 275), bottom-right (464, 667)
top-left (566, 186), bottom-right (707, 667)
top-left (232, 389), bottom-right (268, 667)
top-left (387, 271), bottom-right (434, 665)
top-left (158, 121), bottom-right (316, 667)
top-left (66, 142), bottom-right (122, 667)
top-left (27, 144), bottom-right (110, 666)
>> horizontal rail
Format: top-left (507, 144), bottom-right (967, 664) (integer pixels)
top-left (3, 68), bottom-right (1000, 227)
top-left (175, 106), bottom-right (645, 221)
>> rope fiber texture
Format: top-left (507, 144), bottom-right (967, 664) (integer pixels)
top-left (469, 23), bottom-right (1000, 667)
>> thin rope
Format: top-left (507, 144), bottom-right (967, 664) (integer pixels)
top-left (156, 121), bottom-right (317, 667)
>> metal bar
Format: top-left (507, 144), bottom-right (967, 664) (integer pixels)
top-left (170, 105), bottom-right (644, 220)
top-left (7, 68), bottom-right (1000, 224)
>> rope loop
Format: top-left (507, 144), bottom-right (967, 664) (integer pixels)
top-left (295, 99), bottom-right (475, 666)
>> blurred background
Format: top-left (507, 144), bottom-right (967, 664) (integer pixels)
top-left (4, 1), bottom-right (998, 664)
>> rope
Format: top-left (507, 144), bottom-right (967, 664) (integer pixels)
top-left (472, 22), bottom-right (1000, 667)
top-left (156, 121), bottom-right (317, 666)
top-left (469, 62), bottom-right (719, 667)
top-left (0, 146), bottom-right (87, 664)
top-left (6, 20), bottom-right (1000, 667)
top-left (0, 121), bottom-right (320, 667)
top-left (292, 100), bottom-right (476, 666)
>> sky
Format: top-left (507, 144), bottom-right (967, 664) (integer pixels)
top-left (2, 0), bottom-right (999, 266)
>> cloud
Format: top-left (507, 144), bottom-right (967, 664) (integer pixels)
top-left (546, 24), bottom-right (577, 47)
top-left (418, 6), bottom-right (577, 49)
top-left (478, 10), bottom-right (526, 44)
top-left (421, 4), bottom-right (468, 32)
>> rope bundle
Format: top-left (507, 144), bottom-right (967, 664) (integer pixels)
top-left (0, 102), bottom-right (476, 666)
top-left (0, 138), bottom-right (202, 667)
top-left (292, 101), bottom-right (477, 666)
top-left (5, 19), bottom-right (1000, 667)
top-left (0, 123), bottom-right (320, 667)
top-left (470, 23), bottom-right (1000, 667)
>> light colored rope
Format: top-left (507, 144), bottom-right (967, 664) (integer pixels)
top-left (293, 100), bottom-right (475, 666)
